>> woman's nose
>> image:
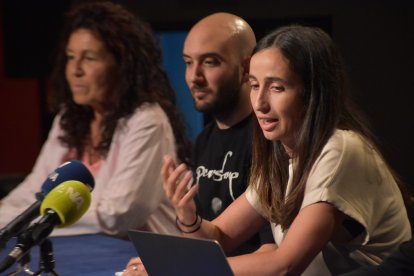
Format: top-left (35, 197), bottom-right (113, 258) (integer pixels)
top-left (68, 58), bottom-right (83, 77)
top-left (252, 89), bottom-right (270, 113)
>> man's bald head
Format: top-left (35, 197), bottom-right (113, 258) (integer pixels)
top-left (183, 13), bottom-right (255, 125)
top-left (185, 12), bottom-right (256, 61)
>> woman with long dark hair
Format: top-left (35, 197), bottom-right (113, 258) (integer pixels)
top-left (161, 25), bottom-right (411, 275)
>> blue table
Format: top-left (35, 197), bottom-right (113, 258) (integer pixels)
top-left (0, 234), bottom-right (136, 275)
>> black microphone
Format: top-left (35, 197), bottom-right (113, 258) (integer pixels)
top-left (0, 180), bottom-right (91, 273)
top-left (0, 160), bottom-right (94, 249)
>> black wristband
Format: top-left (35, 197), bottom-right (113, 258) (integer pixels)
top-left (176, 216), bottom-right (203, 234)
top-left (176, 212), bottom-right (199, 227)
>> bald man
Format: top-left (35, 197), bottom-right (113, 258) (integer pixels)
top-left (165, 12), bottom-right (274, 254)
top-left (183, 12), bottom-right (255, 127)
top-left (123, 13), bottom-right (273, 275)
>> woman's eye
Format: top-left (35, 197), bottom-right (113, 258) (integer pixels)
top-left (250, 83), bottom-right (259, 91)
top-left (271, 86), bottom-right (284, 92)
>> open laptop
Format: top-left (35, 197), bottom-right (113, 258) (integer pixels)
top-left (128, 230), bottom-right (234, 276)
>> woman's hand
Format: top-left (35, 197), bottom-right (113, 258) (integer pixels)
top-left (161, 155), bottom-right (199, 225)
top-left (122, 257), bottom-right (148, 276)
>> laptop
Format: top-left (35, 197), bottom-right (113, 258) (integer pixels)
top-left (128, 230), bottom-right (234, 276)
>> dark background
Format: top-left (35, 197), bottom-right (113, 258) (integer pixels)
top-left (0, 0), bottom-right (413, 201)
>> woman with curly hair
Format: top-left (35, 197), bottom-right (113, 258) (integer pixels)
top-left (0, 1), bottom-right (191, 238)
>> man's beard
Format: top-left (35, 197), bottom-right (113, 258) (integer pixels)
top-left (193, 78), bottom-right (241, 117)
top-left (195, 89), bottom-right (239, 116)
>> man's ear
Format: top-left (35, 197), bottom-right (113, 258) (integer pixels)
top-left (241, 56), bottom-right (251, 82)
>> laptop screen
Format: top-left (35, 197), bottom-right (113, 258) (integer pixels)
top-left (128, 230), bottom-right (234, 276)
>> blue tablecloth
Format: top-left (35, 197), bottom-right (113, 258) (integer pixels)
top-left (0, 234), bottom-right (136, 275)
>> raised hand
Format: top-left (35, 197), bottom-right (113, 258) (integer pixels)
top-left (161, 155), bottom-right (199, 226)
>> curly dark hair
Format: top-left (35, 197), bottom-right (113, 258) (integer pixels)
top-left (49, 1), bottom-right (191, 162)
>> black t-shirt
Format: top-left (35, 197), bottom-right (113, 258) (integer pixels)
top-left (193, 115), bottom-right (252, 220)
top-left (192, 114), bottom-right (274, 255)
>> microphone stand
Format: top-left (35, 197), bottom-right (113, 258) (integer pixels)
top-left (9, 253), bottom-right (35, 275)
top-left (33, 239), bottom-right (58, 276)
top-left (5, 238), bottom-right (58, 275)
top-left (7, 235), bottom-right (34, 275)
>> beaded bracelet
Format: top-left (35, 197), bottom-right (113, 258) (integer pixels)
top-left (175, 214), bottom-right (203, 233)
